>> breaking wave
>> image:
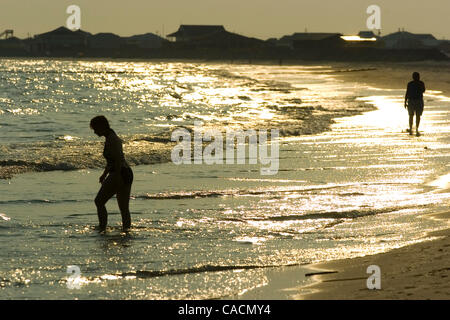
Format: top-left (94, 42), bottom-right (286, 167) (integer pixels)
top-left (0, 60), bottom-right (375, 179)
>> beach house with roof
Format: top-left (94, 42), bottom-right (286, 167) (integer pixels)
top-left (29, 26), bottom-right (91, 54)
top-left (340, 31), bottom-right (381, 48)
top-left (358, 31), bottom-right (378, 39)
top-left (124, 33), bottom-right (166, 49)
top-left (438, 40), bottom-right (450, 57)
top-left (167, 24), bottom-right (265, 49)
top-left (382, 31), bottom-right (439, 49)
top-left (278, 33), bottom-right (344, 49)
top-left (88, 32), bottom-right (166, 50)
top-left (0, 30), bottom-right (14, 39)
top-left (0, 37), bottom-right (24, 49)
top-left (88, 32), bottom-right (123, 49)
top-left (0, 36), bottom-right (28, 56)
top-left (167, 25), bottom-right (226, 42)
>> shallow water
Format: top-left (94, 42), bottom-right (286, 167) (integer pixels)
top-left (0, 60), bottom-right (371, 178)
top-left (1, 59), bottom-right (449, 299)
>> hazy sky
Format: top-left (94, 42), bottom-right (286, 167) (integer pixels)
top-left (2, 0), bottom-right (450, 40)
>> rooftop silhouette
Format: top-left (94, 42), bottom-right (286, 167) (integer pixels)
top-left (0, 25), bottom-right (448, 61)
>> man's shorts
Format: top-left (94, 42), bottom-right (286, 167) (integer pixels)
top-left (407, 99), bottom-right (424, 117)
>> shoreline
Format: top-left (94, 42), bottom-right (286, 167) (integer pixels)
top-left (299, 211), bottom-right (449, 299)
top-left (2, 59), bottom-right (449, 299)
top-left (232, 62), bottom-right (450, 300)
top-left (230, 199), bottom-right (450, 300)
top-left (0, 58), bottom-right (378, 180)
top-left (328, 61), bottom-right (450, 97)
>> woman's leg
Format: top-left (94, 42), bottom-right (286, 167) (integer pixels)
top-left (116, 183), bottom-right (132, 230)
top-left (117, 168), bottom-right (133, 231)
top-left (95, 174), bottom-right (117, 231)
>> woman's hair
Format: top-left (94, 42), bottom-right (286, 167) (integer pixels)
top-left (90, 115), bottom-right (110, 130)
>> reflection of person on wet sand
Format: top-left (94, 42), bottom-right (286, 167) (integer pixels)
top-left (404, 72), bottom-right (425, 136)
top-left (90, 116), bottom-right (133, 232)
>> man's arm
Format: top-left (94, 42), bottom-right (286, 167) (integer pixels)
top-left (405, 83), bottom-right (410, 108)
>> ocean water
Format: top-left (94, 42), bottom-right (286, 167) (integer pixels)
top-left (1, 58), bottom-right (449, 299)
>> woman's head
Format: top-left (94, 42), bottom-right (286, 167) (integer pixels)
top-left (412, 72), bottom-right (420, 81)
top-left (90, 115), bottom-right (110, 136)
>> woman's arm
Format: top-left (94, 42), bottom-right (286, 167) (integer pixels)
top-left (99, 167), bottom-right (109, 183)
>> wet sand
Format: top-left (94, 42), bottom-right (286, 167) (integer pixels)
top-left (302, 64), bottom-right (449, 300)
top-left (233, 61), bottom-right (450, 300)
top-left (300, 62), bottom-right (450, 300)
top-left (3, 60), bottom-right (449, 299)
top-left (329, 61), bottom-right (450, 97)
top-left (300, 212), bottom-right (449, 299)
top-left (232, 201), bottom-right (450, 300)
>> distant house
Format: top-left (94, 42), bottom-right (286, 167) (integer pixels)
top-left (278, 33), bottom-right (344, 49)
top-left (88, 33), bottom-right (123, 49)
top-left (124, 33), bottom-right (166, 49)
top-left (0, 36), bottom-right (24, 49)
top-left (167, 24), bottom-right (264, 49)
top-left (0, 29), bottom-right (14, 39)
top-left (167, 25), bottom-right (226, 42)
top-left (88, 32), bottom-right (166, 52)
top-left (30, 26), bottom-right (91, 54)
top-left (265, 38), bottom-right (278, 45)
top-left (439, 40), bottom-right (450, 57)
top-left (358, 31), bottom-right (378, 39)
top-left (0, 36), bottom-right (28, 56)
top-left (341, 32), bottom-right (380, 48)
top-left (382, 31), bottom-right (439, 49)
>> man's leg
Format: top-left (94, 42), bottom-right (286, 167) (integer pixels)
top-left (409, 114), bottom-right (414, 135)
top-left (416, 115), bottom-right (421, 136)
top-left (416, 101), bottom-right (424, 136)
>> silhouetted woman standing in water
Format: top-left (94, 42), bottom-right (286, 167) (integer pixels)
top-left (90, 116), bottom-right (133, 232)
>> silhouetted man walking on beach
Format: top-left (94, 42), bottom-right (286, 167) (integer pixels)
top-left (404, 72), bottom-right (425, 136)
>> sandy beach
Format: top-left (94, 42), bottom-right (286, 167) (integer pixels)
top-left (232, 61), bottom-right (450, 300)
top-left (330, 61), bottom-right (450, 97)
top-left (2, 59), bottom-right (449, 299)
top-left (301, 63), bottom-right (450, 300)
top-left (231, 212), bottom-right (449, 300)
top-left (300, 212), bottom-right (449, 299)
